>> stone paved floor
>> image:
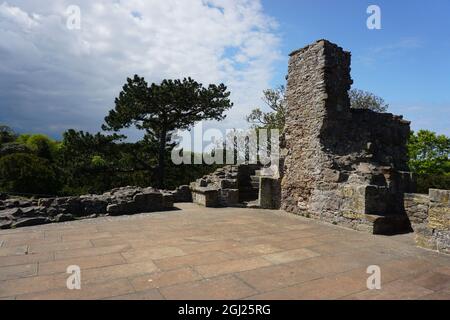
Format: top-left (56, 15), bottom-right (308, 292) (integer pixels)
top-left (0, 203), bottom-right (449, 300)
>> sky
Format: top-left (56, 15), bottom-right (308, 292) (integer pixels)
top-left (0, 0), bottom-right (449, 142)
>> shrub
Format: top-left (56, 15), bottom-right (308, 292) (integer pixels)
top-left (416, 173), bottom-right (450, 194)
top-left (0, 142), bottom-right (31, 157)
top-left (0, 153), bottom-right (61, 196)
top-left (17, 134), bottom-right (60, 161)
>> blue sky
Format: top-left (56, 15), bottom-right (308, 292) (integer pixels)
top-left (263, 0), bottom-right (450, 135)
top-left (0, 0), bottom-right (449, 139)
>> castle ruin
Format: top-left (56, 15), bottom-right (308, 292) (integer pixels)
top-left (281, 40), bottom-right (415, 234)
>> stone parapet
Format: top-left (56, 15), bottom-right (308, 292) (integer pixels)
top-left (404, 189), bottom-right (450, 254)
top-left (0, 186), bottom-right (175, 230)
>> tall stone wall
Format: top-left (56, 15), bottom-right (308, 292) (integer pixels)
top-left (282, 40), bottom-right (414, 234)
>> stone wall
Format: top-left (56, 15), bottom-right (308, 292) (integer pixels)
top-left (190, 166), bottom-right (240, 207)
top-left (404, 193), bottom-right (429, 227)
top-left (405, 189), bottom-right (450, 254)
top-left (282, 40), bottom-right (414, 234)
top-left (190, 165), bottom-right (260, 207)
top-left (0, 186), bottom-right (175, 230)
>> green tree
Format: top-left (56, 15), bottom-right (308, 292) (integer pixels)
top-left (59, 130), bottom-right (133, 194)
top-left (408, 130), bottom-right (450, 174)
top-left (246, 86), bottom-right (286, 130)
top-left (0, 142), bottom-right (31, 157)
top-left (17, 134), bottom-right (60, 161)
top-left (103, 75), bottom-right (233, 188)
top-left (349, 88), bottom-right (389, 112)
top-left (408, 130), bottom-right (450, 193)
top-left (0, 153), bottom-right (61, 196)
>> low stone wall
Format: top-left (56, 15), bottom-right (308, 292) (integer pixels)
top-left (191, 187), bottom-right (219, 207)
top-left (404, 189), bottom-right (450, 254)
top-left (171, 185), bottom-right (193, 203)
top-left (190, 165), bottom-right (249, 207)
top-left (0, 186), bottom-right (176, 230)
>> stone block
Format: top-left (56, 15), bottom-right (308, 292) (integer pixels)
top-left (80, 198), bottom-right (108, 216)
top-left (12, 217), bottom-right (50, 228)
top-left (192, 188), bottom-right (219, 207)
top-left (259, 177), bottom-right (281, 209)
top-left (219, 189), bottom-right (239, 207)
top-left (133, 192), bottom-right (164, 212)
top-left (162, 193), bottom-right (174, 209)
top-left (220, 179), bottom-right (238, 189)
top-left (404, 193), bottom-right (429, 226)
top-left (429, 189), bottom-right (450, 204)
top-left (428, 206), bottom-right (450, 231)
top-left (172, 185), bottom-right (192, 203)
top-left (428, 189), bottom-right (450, 231)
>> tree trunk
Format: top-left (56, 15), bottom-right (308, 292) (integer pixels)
top-left (157, 129), bottom-right (167, 189)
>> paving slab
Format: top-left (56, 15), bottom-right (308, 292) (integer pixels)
top-left (0, 203), bottom-right (448, 300)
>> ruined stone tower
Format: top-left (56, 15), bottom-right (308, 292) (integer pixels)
top-left (281, 40), bottom-right (415, 234)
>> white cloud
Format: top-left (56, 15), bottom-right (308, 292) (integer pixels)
top-left (0, 0), bottom-right (281, 139)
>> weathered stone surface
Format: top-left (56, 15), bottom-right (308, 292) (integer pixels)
top-left (0, 219), bottom-right (12, 229)
top-left (106, 204), bottom-right (124, 216)
top-left (259, 177), bottom-right (281, 209)
top-left (37, 198), bottom-right (55, 208)
top-left (429, 189), bottom-right (450, 204)
top-left (428, 190), bottom-right (450, 232)
top-left (0, 207), bottom-right (22, 218)
top-left (80, 196), bottom-right (108, 216)
top-left (0, 186), bottom-right (175, 230)
top-left (12, 217), bottom-right (50, 228)
top-left (20, 206), bottom-right (46, 218)
top-left (54, 213), bottom-right (75, 223)
top-left (404, 193), bottom-right (430, 227)
top-left (405, 189), bottom-right (450, 254)
top-left (170, 185), bottom-right (192, 203)
top-left (281, 39), bottom-right (413, 234)
top-left (133, 192), bottom-right (163, 212)
top-left (219, 189), bottom-right (239, 207)
top-left (190, 165), bottom-right (260, 207)
top-left (191, 187), bottom-right (219, 207)
top-left (162, 193), bottom-right (175, 209)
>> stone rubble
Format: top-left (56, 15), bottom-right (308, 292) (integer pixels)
top-left (0, 186), bottom-right (186, 230)
top-left (190, 165), bottom-right (240, 207)
top-left (190, 165), bottom-right (261, 207)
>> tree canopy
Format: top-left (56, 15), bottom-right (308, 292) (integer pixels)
top-left (349, 88), bottom-right (389, 113)
top-left (103, 75), bottom-right (233, 187)
top-left (0, 153), bottom-right (61, 196)
top-left (246, 86), bottom-right (286, 130)
top-left (408, 130), bottom-right (450, 175)
top-left (408, 130), bottom-right (450, 193)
